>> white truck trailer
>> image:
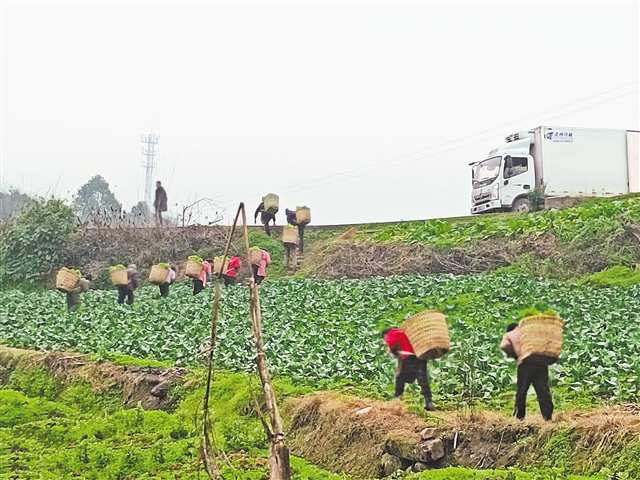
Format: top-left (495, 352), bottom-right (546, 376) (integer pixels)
top-left (470, 126), bottom-right (640, 214)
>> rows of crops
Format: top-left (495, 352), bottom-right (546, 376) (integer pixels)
top-left (371, 197), bottom-right (640, 247)
top-left (1, 273), bottom-right (639, 404)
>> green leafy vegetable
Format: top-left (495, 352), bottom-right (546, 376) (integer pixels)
top-left (1, 272), bottom-right (639, 404)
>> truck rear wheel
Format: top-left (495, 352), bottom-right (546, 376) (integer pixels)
top-left (512, 197), bottom-right (531, 213)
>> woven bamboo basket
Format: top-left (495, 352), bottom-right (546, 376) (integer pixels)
top-left (56, 268), bottom-right (80, 292)
top-left (185, 259), bottom-right (203, 279)
top-left (110, 269), bottom-right (128, 286)
top-left (249, 249), bottom-right (263, 266)
top-left (401, 310), bottom-right (450, 360)
top-left (148, 264), bottom-right (169, 284)
top-left (282, 226), bottom-right (299, 245)
top-left (296, 206), bottom-right (311, 225)
top-left (213, 257), bottom-right (229, 275)
top-left (519, 315), bottom-right (563, 364)
top-left (263, 193), bottom-right (279, 214)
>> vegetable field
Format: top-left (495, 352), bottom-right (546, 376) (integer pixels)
top-left (371, 197), bottom-right (640, 247)
top-left (2, 273), bottom-right (639, 405)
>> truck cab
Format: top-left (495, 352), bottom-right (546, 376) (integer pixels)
top-left (470, 133), bottom-right (536, 214)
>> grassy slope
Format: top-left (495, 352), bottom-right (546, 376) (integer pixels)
top-left (0, 365), bottom-right (347, 480)
top-left (2, 364), bottom-right (629, 480)
top-left (298, 195), bottom-right (640, 282)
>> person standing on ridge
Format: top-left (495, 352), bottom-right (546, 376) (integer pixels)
top-left (500, 323), bottom-right (554, 421)
top-left (154, 180), bottom-right (168, 226)
top-left (382, 327), bottom-right (435, 411)
top-left (254, 202), bottom-right (276, 236)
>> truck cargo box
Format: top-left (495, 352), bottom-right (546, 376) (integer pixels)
top-left (535, 126), bottom-right (630, 197)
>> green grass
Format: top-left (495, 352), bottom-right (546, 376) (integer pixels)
top-left (579, 265), bottom-right (640, 288)
top-left (3, 365), bottom-right (638, 479)
top-left (0, 365), bottom-right (339, 479)
top-left (87, 352), bottom-right (174, 369)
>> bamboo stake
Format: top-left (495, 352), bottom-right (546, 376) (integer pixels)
top-left (240, 203), bottom-right (291, 480)
top-left (200, 205), bottom-right (243, 478)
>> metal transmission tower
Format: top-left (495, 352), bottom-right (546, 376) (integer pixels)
top-left (141, 132), bottom-right (159, 208)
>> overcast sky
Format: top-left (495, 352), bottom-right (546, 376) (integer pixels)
top-left (0, 0), bottom-right (638, 224)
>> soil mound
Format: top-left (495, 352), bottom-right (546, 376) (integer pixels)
top-left (313, 236), bottom-right (558, 278)
top-left (0, 346), bottom-right (184, 410)
top-left (312, 226), bottom-right (640, 279)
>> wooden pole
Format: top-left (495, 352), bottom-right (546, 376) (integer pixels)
top-left (200, 205), bottom-right (243, 478)
top-left (240, 203), bottom-right (291, 480)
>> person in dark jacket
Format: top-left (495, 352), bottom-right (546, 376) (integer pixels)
top-left (285, 208), bottom-right (307, 254)
top-left (501, 323), bottom-right (554, 421)
top-left (153, 181), bottom-right (168, 226)
top-left (66, 274), bottom-right (92, 312)
top-left (117, 264), bottom-right (139, 305)
top-left (254, 202), bottom-right (276, 236)
top-left (159, 265), bottom-right (176, 298)
top-left (382, 327), bottom-right (434, 411)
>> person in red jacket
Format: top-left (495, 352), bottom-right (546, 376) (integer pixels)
top-left (382, 327), bottom-right (434, 411)
top-left (223, 256), bottom-right (242, 286)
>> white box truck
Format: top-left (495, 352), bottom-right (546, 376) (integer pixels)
top-left (470, 126), bottom-right (640, 214)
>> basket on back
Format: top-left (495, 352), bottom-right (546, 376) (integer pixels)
top-left (185, 257), bottom-right (203, 279)
top-left (282, 226), bottom-right (299, 245)
top-left (296, 206), bottom-right (311, 225)
top-left (56, 268), bottom-right (80, 292)
top-left (401, 310), bottom-right (450, 360)
top-left (110, 266), bottom-right (128, 286)
top-left (249, 248), bottom-right (263, 266)
top-left (519, 315), bottom-right (563, 364)
top-left (263, 193), bottom-right (279, 214)
top-left (149, 264), bottom-right (169, 284)
top-left (213, 256), bottom-right (229, 275)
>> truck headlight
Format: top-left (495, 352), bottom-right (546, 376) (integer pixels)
top-left (491, 183), bottom-right (499, 200)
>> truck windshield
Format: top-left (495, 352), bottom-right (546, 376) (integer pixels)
top-left (473, 156), bottom-right (501, 187)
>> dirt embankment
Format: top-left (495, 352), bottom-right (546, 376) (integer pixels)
top-left (285, 393), bottom-right (640, 478)
top-left (0, 346), bottom-right (184, 410)
top-left (62, 226), bottom-right (231, 282)
top-left (57, 219), bottom-right (640, 282)
top-left (310, 223), bottom-right (640, 279)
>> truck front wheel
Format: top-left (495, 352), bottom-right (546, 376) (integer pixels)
top-left (512, 197), bottom-right (531, 213)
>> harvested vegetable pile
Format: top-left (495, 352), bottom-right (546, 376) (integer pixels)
top-left (1, 273), bottom-right (639, 404)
